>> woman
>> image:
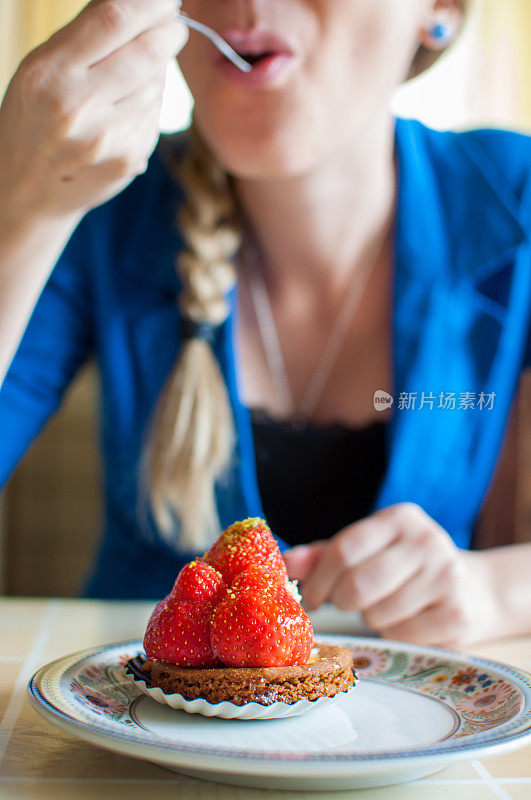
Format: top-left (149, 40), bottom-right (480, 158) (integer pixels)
top-left (0, 0), bottom-right (530, 646)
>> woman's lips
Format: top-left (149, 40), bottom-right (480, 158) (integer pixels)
top-left (214, 51), bottom-right (295, 88)
top-left (212, 28), bottom-right (297, 88)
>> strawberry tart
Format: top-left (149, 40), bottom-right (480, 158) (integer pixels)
top-left (129, 518), bottom-right (356, 707)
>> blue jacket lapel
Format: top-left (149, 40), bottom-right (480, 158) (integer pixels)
top-left (374, 121), bottom-right (531, 546)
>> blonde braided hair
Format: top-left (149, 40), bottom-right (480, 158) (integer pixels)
top-left (146, 122), bottom-right (243, 550)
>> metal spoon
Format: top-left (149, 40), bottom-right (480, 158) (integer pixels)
top-left (177, 12), bottom-right (253, 73)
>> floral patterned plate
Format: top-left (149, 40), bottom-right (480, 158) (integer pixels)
top-left (28, 635), bottom-right (531, 791)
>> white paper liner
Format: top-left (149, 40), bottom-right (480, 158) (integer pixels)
top-left (132, 676), bottom-right (353, 719)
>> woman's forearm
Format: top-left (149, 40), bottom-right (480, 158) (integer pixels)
top-left (475, 543), bottom-right (531, 639)
top-left (0, 206), bottom-right (81, 386)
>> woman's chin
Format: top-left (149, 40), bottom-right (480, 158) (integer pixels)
top-left (190, 102), bottom-right (320, 179)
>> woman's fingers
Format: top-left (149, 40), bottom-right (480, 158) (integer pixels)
top-left (48, 77), bottom-right (162, 168)
top-left (380, 600), bottom-right (467, 648)
top-left (52, 0), bottom-right (178, 69)
top-left (329, 534), bottom-right (428, 612)
top-left (362, 563), bottom-right (445, 630)
top-left (113, 74), bottom-right (166, 116)
top-left (380, 553), bottom-right (497, 647)
top-left (88, 19), bottom-right (187, 105)
top-left (299, 510), bottom-right (401, 610)
top-left (296, 503), bottom-right (456, 613)
top-left (283, 542), bottom-right (327, 582)
top-left (283, 504), bottom-right (499, 648)
top-left (46, 95), bottom-right (162, 212)
top-left (330, 513), bottom-right (456, 614)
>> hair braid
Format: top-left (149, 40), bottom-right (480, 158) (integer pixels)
top-left (147, 123), bottom-right (243, 550)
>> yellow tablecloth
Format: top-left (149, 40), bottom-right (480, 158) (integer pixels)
top-left (1, 597), bottom-right (530, 799)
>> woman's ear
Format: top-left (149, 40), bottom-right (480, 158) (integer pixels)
top-left (419, 0), bottom-right (464, 51)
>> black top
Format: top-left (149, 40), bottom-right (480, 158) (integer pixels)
top-left (250, 408), bottom-right (389, 548)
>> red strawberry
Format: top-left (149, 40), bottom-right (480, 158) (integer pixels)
top-left (143, 561), bottom-right (227, 668)
top-left (143, 595), bottom-right (219, 667)
top-left (211, 564), bottom-right (314, 668)
top-left (205, 517), bottom-right (288, 587)
top-left (171, 560), bottom-right (226, 605)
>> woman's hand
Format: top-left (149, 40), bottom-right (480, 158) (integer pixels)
top-left (283, 503), bottom-right (502, 648)
top-left (0, 0), bottom-right (188, 222)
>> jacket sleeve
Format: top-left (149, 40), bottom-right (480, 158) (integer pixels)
top-left (0, 217), bottom-right (94, 488)
top-left (525, 320), bottom-right (531, 369)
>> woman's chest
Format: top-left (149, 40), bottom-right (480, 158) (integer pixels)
top-left (236, 260), bottom-right (394, 428)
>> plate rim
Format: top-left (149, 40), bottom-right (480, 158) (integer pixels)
top-left (28, 635), bottom-right (531, 770)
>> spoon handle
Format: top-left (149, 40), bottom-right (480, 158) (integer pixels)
top-left (176, 13), bottom-right (253, 73)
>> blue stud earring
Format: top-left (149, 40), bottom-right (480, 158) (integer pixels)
top-left (428, 21), bottom-right (453, 46)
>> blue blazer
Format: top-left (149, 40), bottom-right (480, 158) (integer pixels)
top-left (1, 119), bottom-right (530, 599)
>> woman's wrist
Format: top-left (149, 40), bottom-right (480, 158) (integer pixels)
top-left (0, 199), bottom-right (84, 386)
top-left (0, 191), bottom-right (83, 248)
top-left (466, 545), bottom-right (531, 641)
top-left (0, 195), bottom-right (83, 289)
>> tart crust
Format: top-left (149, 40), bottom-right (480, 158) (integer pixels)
top-left (140, 643), bottom-right (356, 706)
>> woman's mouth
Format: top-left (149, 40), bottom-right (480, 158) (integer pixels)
top-left (212, 28), bottom-right (297, 88)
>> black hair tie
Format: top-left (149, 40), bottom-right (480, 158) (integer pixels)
top-left (180, 318), bottom-right (219, 346)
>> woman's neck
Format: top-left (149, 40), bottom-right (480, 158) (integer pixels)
top-left (232, 114), bottom-right (396, 299)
